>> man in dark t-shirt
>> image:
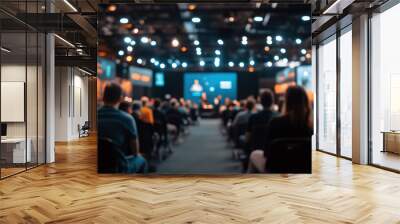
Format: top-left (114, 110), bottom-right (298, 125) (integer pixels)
top-left (98, 83), bottom-right (146, 173)
top-left (246, 89), bottom-right (277, 153)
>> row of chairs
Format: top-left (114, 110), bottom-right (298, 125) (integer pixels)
top-left (98, 118), bottom-right (193, 173)
top-left (224, 122), bottom-right (311, 173)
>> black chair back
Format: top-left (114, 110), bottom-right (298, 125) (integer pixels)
top-left (250, 124), bottom-right (269, 150)
top-left (98, 137), bottom-right (125, 173)
top-left (266, 138), bottom-right (311, 173)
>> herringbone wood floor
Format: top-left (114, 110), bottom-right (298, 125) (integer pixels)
top-left (1, 135), bottom-right (400, 223)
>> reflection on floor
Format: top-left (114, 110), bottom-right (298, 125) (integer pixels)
top-left (0, 167), bottom-right (25, 178)
top-left (373, 151), bottom-right (400, 170)
top-left (157, 119), bottom-right (241, 174)
top-left (1, 163), bottom-right (43, 178)
top-left (0, 135), bottom-right (400, 223)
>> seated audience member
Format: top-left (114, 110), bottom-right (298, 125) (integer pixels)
top-left (230, 99), bottom-right (256, 146)
top-left (247, 86), bottom-right (313, 173)
top-left (131, 102), bottom-right (142, 124)
top-left (140, 97), bottom-right (154, 124)
top-left (98, 83), bottom-right (147, 173)
top-left (119, 101), bottom-right (133, 114)
top-left (166, 99), bottom-right (184, 141)
top-left (246, 90), bottom-right (277, 153)
top-left (232, 99), bottom-right (256, 128)
top-left (153, 98), bottom-right (168, 145)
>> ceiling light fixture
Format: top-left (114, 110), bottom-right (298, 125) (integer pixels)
top-left (254, 16), bottom-right (263, 22)
top-left (1, 47), bottom-right (11, 53)
top-left (78, 67), bottom-right (93, 76)
top-left (126, 55), bottom-right (133, 62)
top-left (63, 0), bottom-right (78, 12)
top-left (192, 17), bottom-right (201, 23)
top-left (120, 17), bottom-right (129, 24)
top-left (301, 15), bottom-right (311, 21)
top-left (141, 37), bottom-right (149, 44)
top-left (172, 38), bottom-right (180, 47)
top-left (54, 34), bottom-right (75, 48)
top-left (124, 37), bottom-right (132, 44)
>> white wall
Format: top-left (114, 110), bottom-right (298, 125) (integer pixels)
top-left (54, 67), bottom-right (89, 141)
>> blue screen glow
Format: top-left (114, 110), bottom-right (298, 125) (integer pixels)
top-left (184, 72), bottom-right (237, 103)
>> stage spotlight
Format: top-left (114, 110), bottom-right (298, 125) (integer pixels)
top-left (274, 55), bottom-right (280, 61)
top-left (194, 40), bottom-right (200, 46)
top-left (280, 48), bottom-right (286, 54)
top-left (215, 50), bottom-right (221, 55)
top-left (118, 50), bottom-right (124, 56)
top-left (133, 28), bottom-right (139, 34)
top-left (120, 17), bottom-right (129, 24)
top-left (254, 16), bottom-right (263, 22)
top-left (130, 40), bottom-right (136, 46)
top-left (199, 60), bottom-right (205, 66)
top-left (275, 35), bottom-right (283, 42)
top-left (182, 62), bottom-right (188, 68)
top-left (217, 39), bottom-right (224, 45)
top-left (249, 60), bottom-right (255, 66)
top-left (126, 55), bottom-right (133, 62)
top-left (172, 63), bottom-right (178, 68)
top-left (302, 15), bottom-right (311, 21)
top-left (239, 62), bottom-right (245, 67)
top-left (137, 58), bottom-right (143, 64)
top-left (141, 37), bottom-right (149, 43)
top-left (228, 61), bottom-right (234, 67)
top-left (124, 37), bottom-right (132, 44)
top-left (296, 38), bottom-right (302, 44)
top-left (150, 40), bottom-right (157, 46)
top-left (301, 49), bottom-right (307, 55)
top-left (192, 17), bottom-right (201, 23)
top-left (127, 46), bottom-right (133, 52)
top-left (160, 63), bottom-right (166, 69)
top-left (172, 38), bottom-right (180, 47)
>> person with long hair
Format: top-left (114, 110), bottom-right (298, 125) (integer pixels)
top-left (247, 86), bottom-right (313, 173)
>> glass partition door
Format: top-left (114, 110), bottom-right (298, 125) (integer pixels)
top-left (370, 3), bottom-right (400, 171)
top-left (317, 36), bottom-right (337, 154)
top-left (0, 2), bottom-right (46, 179)
top-left (339, 28), bottom-right (352, 158)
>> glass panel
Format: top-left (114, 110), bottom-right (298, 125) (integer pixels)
top-left (317, 37), bottom-right (337, 154)
top-left (339, 29), bottom-right (352, 158)
top-left (27, 30), bottom-right (38, 169)
top-left (1, 29), bottom-right (28, 177)
top-left (371, 3), bottom-right (400, 171)
top-left (38, 32), bottom-right (46, 165)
